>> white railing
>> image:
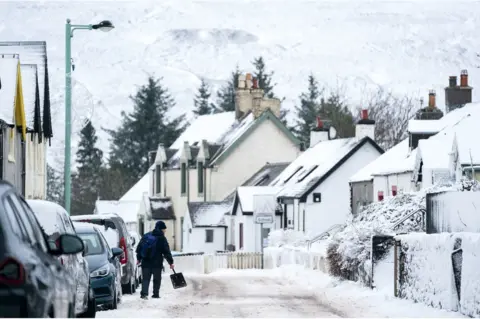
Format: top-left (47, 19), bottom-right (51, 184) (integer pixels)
top-left (165, 251), bottom-right (263, 274)
top-left (306, 224), bottom-right (344, 249)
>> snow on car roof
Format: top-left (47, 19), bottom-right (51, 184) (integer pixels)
top-left (27, 199), bottom-right (67, 235)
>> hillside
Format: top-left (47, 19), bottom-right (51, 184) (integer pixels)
top-left (1, 0), bottom-right (479, 167)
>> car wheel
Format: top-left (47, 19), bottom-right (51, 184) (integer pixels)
top-left (78, 295), bottom-right (96, 318)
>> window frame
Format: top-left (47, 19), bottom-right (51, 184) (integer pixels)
top-left (205, 229), bottom-right (214, 243)
top-left (197, 161), bottom-right (204, 195)
top-left (180, 162), bottom-right (187, 195)
top-left (155, 164), bottom-right (161, 194)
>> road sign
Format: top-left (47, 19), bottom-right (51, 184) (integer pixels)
top-left (253, 194), bottom-right (276, 225)
top-left (255, 214), bottom-right (274, 224)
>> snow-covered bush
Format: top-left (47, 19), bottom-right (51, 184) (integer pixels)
top-left (268, 229), bottom-right (309, 247)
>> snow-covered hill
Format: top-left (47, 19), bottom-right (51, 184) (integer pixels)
top-left (1, 0), bottom-right (479, 167)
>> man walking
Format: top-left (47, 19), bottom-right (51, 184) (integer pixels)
top-left (136, 220), bottom-right (174, 300)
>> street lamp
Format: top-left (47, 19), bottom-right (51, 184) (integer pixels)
top-left (64, 18), bottom-right (114, 215)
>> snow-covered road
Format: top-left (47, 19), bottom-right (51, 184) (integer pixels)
top-left (99, 273), bottom-right (340, 317)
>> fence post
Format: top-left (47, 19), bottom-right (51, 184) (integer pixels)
top-left (394, 239), bottom-right (399, 297)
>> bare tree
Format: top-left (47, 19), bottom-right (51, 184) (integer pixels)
top-left (359, 88), bottom-right (421, 150)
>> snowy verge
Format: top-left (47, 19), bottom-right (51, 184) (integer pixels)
top-left (270, 265), bottom-right (467, 318)
top-left (397, 232), bottom-right (480, 317)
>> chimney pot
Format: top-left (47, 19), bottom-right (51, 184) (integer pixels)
top-left (361, 109), bottom-right (368, 120)
top-left (428, 89), bottom-right (436, 108)
top-left (460, 69), bottom-right (469, 87)
top-left (316, 116), bottom-right (323, 129)
top-left (252, 77), bottom-right (258, 89)
top-left (449, 76), bottom-right (457, 87)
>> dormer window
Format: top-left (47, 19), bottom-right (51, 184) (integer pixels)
top-left (197, 161), bottom-right (204, 195)
top-left (181, 162), bottom-right (187, 195)
top-left (155, 164), bottom-right (161, 194)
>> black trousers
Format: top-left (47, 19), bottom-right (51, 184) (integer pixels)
top-left (141, 267), bottom-right (162, 296)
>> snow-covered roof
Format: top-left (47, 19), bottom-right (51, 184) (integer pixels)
top-left (353, 103), bottom-right (480, 180)
top-left (272, 137), bottom-right (377, 198)
top-left (224, 162), bottom-right (290, 202)
top-left (408, 119), bottom-right (444, 134)
top-left (188, 201), bottom-right (231, 227)
top-left (0, 55), bottom-right (18, 123)
top-left (95, 200), bottom-right (139, 223)
top-left (236, 186), bottom-right (283, 212)
top-left (119, 173), bottom-right (149, 201)
top-left (418, 138), bottom-right (453, 170)
top-left (169, 111), bottom-right (236, 150)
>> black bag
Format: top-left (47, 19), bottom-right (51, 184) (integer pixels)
top-left (170, 269), bottom-right (187, 289)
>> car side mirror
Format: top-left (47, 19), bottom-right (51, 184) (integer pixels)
top-left (49, 234), bottom-right (85, 256)
top-left (111, 247), bottom-right (123, 258)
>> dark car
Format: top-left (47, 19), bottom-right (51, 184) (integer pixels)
top-left (27, 199), bottom-right (95, 317)
top-left (73, 222), bottom-right (123, 310)
top-left (71, 214), bottom-right (137, 294)
top-left (0, 181), bottom-right (84, 317)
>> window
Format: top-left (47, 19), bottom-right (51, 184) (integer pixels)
top-left (239, 223), bottom-right (244, 249)
top-left (205, 229), bottom-right (214, 243)
top-left (283, 166), bottom-right (303, 184)
top-left (3, 198), bottom-right (24, 240)
top-left (155, 164), bottom-right (161, 194)
top-left (197, 161), bottom-right (204, 194)
top-left (297, 165), bottom-right (318, 182)
top-left (0, 131), bottom-right (3, 179)
top-left (181, 162), bottom-right (187, 195)
top-left (8, 195), bottom-right (37, 244)
top-left (20, 199), bottom-right (49, 251)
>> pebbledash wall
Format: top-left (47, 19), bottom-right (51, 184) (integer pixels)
top-left (395, 232), bottom-right (480, 317)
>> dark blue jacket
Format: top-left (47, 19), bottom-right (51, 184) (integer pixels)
top-left (136, 224), bottom-right (174, 268)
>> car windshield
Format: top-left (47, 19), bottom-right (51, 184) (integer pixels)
top-left (78, 232), bottom-right (105, 255)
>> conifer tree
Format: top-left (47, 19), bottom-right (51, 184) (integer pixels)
top-left (294, 74), bottom-right (323, 147)
top-left (193, 79), bottom-right (215, 116)
top-left (252, 56), bottom-right (277, 99)
top-left (106, 76), bottom-right (186, 186)
top-left (71, 120), bottom-right (104, 215)
top-left (215, 65), bottom-right (240, 112)
top-left (46, 164), bottom-right (64, 205)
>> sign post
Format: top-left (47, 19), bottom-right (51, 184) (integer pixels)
top-left (253, 194), bottom-right (276, 269)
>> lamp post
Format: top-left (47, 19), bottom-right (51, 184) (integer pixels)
top-left (64, 19), bottom-right (114, 215)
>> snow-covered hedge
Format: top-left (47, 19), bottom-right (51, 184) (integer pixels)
top-left (396, 233), bottom-right (458, 310)
top-left (326, 183), bottom-right (463, 284)
top-left (396, 232), bottom-right (480, 317)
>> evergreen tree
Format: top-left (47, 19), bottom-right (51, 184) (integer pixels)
top-left (318, 93), bottom-right (355, 139)
top-left (294, 74), bottom-right (322, 147)
top-left (71, 120), bottom-right (104, 215)
top-left (193, 79), bottom-right (215, 116)
top-left (215, 65), bottom-right (240, 112)
top-left (106, 76), bottom-right (186, 186)
top-left (46, 164), bottom-right (64, 205)
top-left (252, 56), bottom-right (276, 99)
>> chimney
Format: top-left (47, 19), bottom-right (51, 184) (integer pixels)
top-left (449, 76), bottom-right (457, 87)
top-left (428, 90), bottom-right (436, 108)
top-left (309, 117), bottom-right (329, 147)
top-left (355, 109), bottom-right (375, 140)
top-left (445, 69), bottom-right (473, 113)
top-left (235, 73), bottom-right (253, 120)
top-left (460, 69), bottom-right (468, 87)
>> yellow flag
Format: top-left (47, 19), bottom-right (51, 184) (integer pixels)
top-left (14, 61), bottom-right (27, 141)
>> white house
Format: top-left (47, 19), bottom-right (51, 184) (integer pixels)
top-left (0, 42), bottom-right (52, 199)
top-left (183, 201), bottom-right (231, 253)
top-left (272, 111), bottom-right (383, 236)
top-left (137, 194), bottom-right (176, 244)
top-left (130, 72), bottom-right (302, 250)
top-left (351, 74), bottom-right (476, 206)
top-left (229, 186), bottom-right (283, 252)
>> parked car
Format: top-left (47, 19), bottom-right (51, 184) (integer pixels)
top-left (73, 222), bottom-right (123, 310)
top-left (0, 180), bottom-right (84, 317)
top-left (27, 199), bottom-right (96, 317)
top-left (71, 214), bottom-right (137, 294)
top-left (128, 230), bottom-right (141, 287)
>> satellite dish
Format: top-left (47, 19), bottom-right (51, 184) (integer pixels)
top-left (329, 126), bottom-right (337, 140)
